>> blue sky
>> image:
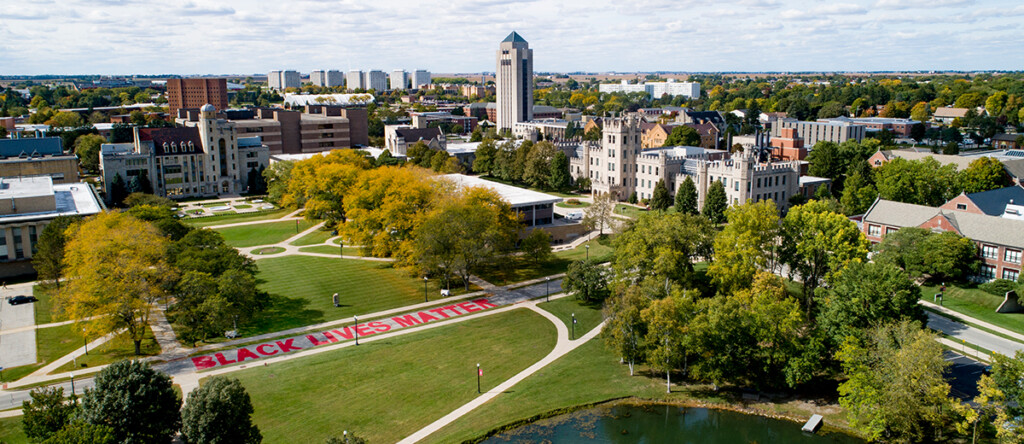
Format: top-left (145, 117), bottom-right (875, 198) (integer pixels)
top-left (0, 0), bottom-right (1021, 75)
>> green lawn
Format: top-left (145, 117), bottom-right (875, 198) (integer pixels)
top-left (920, 283), bottom-right (1024, 335)
top-left (33, 285), bottom-right (54, 325)
top-left (252, 247), bottom-right (286, 255)
top-left (214, 220), bottom-right (316, 248)
top-left (289, 227), bottom-right (335, 246)
top-left (54, 326), bottom-right (160, 373)
top-left (185, 208), bottom-right (291, 228)
top-left (538, 297), bottom-right (604, 339)
top-left (556, 201), bottom-right (590, 208)
top-left (424, 338), bottom-right (859, 444)
top-left (474, 237), bottom-right (615, 286)
top-left (233, 309), bottom-right (557, 444)
top-left (297, 246), bottom-right (364, 256)
top-left (614, 204), bottom-right (650, 219)
top-left (239, 256), bottom-right (469, 338)
top-left (0, 416), bottom-right (28, 444)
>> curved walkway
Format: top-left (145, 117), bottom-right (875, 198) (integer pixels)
top-left (398, 302), bottom-right (605, 444)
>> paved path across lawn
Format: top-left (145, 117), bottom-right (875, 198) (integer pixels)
top-left (926, 311), bottom-right (1024, 357)
top-left (919, 299), bottom-right (1024, 344)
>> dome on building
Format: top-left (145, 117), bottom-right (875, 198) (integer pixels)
top-left (200, 103), bottom-right (216, 112)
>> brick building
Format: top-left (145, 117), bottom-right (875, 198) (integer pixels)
top-left (166, 78), bottom-right (228, 115)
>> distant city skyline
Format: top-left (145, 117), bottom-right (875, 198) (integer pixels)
top-left (1, 0), bottom-right (1022, 75)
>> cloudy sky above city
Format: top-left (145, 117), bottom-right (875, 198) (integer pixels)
top-left (1, 0), bottom-right (1021, 75)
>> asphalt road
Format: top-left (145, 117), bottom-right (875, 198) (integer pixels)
top-left (945, 351), bottom-right (988, 400)
top-left (926, 311), bottom-right (1024, 356)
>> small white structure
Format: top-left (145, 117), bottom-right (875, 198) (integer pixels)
top-left (802, 414), bottom-right (823, 433)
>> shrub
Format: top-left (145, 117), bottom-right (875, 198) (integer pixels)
top-left (980, 279), bottom-right (1019, 297)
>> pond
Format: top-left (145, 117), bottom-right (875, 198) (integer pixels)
top-left (482, 403), bottom-right (864, 444)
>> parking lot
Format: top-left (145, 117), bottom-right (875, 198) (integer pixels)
top-left (0, 284), bottom-right (38, 370)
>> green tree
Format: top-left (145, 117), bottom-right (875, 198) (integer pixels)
top-left (43, 421), bottom-right (116, 444)
top-left (806, 141), bottom-right (843, 180)
top-left (181, 377), bottom-right (262, 444)
top-left (959, 156), bottom-right (1010, 194)
top-left (324, 432), bottom-right (368, 444)
top-left (73, 134), bottom-right (105, 174)
top-left (582, 192), bottom-right (615, 236)
top-left (701, 180), bottom-right (727, 224)
top-left (943, 141), bottom-right (960, 155)
top-left (563, 259), bottom-right (610, 303)
top-left (874, 157), bottom-right (960, 207)
top-left (873, 228), bottom-right (978, 282)
top-left (79, 360), bottom-right (182, 444)
top-left (781, 200), bottom-right (869, 316)
top-left (837, 321), bottom-right (953, 443)
top-left (662, 125), bottom-right (701, 147)
top-left (108, 173), bottom-right (127, 206)
top-left (817, 261), bottom-right (925, 347)
top-left (472, 139), bottom-right (497, 174)
top-left (262, 160), bottom-right (293, 205)
top-left (839, 170), bottom-right (876, 215)
top-left (642, 292), bottom-right (693, 392)
top-left (48, 111), bottom-right (84, 128)
top-left (674, 176), bottom-right (697, 215)
top-left (548, 151), bottom-right (570, 191)
top-left (603, 288), bottom-right (650, 376)
top-left (520, 229), bottom-right (552, 264)
top-left (613, 212), bottom-right (713, 289)
top-left (649, 179), bottom-right (671, 211)
top-left (910, 101), bottom-right (931, 122)
top-left (709, 200), bottom-right (781, 294)
top-left (984, 351), bottom-right (1024, 442)
top-left (21, 387), bottom-right (78, 443)
top-left (33, 216), bottom-right (78, 289)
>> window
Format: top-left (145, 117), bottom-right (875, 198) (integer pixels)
top-left (13, 227), bottom-right (23, 259)
top-left (0, 228), bottom-right (7, 259)
top-left (757, 178), bottom-right (761, 188)
top-left (886, 227), bottom-right (898, 235)
top-left (982, 245), bottom-right (999, 259)
top-left (1005, 249), bottom-right (1021, 264)
top-left (868, 224), bottom-right (881, 236)
top-left (956, 203), bottom-right (967, 210)
top-left (1004, 269), bottom-right (1020, 281)
top-left (979, 265), bottom-right (996, 280)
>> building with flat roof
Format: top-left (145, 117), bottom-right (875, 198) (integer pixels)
top-left (441, 173), bottom-right (561, 226)
top-left (346, 70), bottom-right (364, 90)
top-left (310, 70), bottom-right (344, 87)
top-left (512, 119), bottom-right (570, 142)
top-left (496, 31), bottom-right (534, 131)
top-left (180, 105), bottom-right (368, 153)
top-left (364, 70), bottom-right (387, 92)
top-left (771, 118), bottom-right (865, 148)
top-left (862, 198), bottom-right (1023, 282)
top-left (166, 78), bottom-right (228, 115)
top-left (0, 176), bottom-right (103, 277)
top-left (268, 71), bottom-right (300, 90)
top-left (0, 137), bottom-right (79, 183)
top-left (390, 70), bottom-right (408, 90)
top-left (412, 70), bottom-right (431, 89)
top-left (598, 79), bottom-right (700, 99)
top-left (818, 116), bottom-right (924, 137)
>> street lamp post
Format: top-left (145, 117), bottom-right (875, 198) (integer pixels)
top-left (83, 328), bottom-right (88, 355)
top-left (545, 277), bottom-right (550, 302)
top-left (476, 363), bottom-right (481, 393)
top-left (354, 316), bottom-right (359, 346)
top-left (585, 244), bottom-right (590, 261)
top-left (571, 313), bottom-right (576, 340)
top-left (70, 373), bottom-right (75, 395)
top-left (339, 239), bottom-right (344, 258)
top-left (423, 276), bottom-right (429, 303)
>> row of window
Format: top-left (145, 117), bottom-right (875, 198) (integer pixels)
top-left (0, 225), bottom-right (37, 261)
top-left (979, 265), bottom-right (1020, 281)
top-left (756, 175), bottom-right (786, 188)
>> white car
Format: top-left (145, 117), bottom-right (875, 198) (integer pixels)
top-left (565, 211), bottom-right (584, 221)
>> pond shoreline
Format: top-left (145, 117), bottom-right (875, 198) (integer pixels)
top-left (464, 396), bottom-right (864, 443)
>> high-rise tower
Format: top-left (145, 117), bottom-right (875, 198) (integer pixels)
top-left (496, 31), bottom-right (533, 131)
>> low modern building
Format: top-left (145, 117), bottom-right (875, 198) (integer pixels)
top-left (0, 176), bottom-right (103, 277)
top-left (818, 116), bottom-right (924, 137)
top-left (771, 118), bottom-right (865, 148)
top-left (410, 112), bottom-right (477, 134)
top-left (512, 119), bottom-right (570, 141)
top-left (0, 137), bottom-right (79, 183)
top-left (440, 173), bottom-right (561, 227)
top-left (862, 198), bottom-right (1023, 282)
top-left (867, 149), bottom-right (975, 170)
top-left (101, 105), bottom-right (270, 201)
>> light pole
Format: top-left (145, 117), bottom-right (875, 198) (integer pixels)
top-left (339, 239), bottom-right (344, 258)
top-left (585, 244), bottom-right (590, 261)
top-left (476, 363), bottom-right (481, 393)
top-left (423, 276), bottom-right (429, 303)
top-left (82, 327), bottom-right (88, 355)
top-left (545, 277), bottom-right (550, 302)
top-left (571, 313), bottom-right (576, 340)
top-left (70, 373), bottom-right (75, 395)
top-left (354, 316), bottom-right (359, 346)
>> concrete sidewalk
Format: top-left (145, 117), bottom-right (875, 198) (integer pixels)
top-left (920, 299), bottom-right (1024, 344)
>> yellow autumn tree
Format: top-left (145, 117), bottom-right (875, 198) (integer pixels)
top-left (57, 212), bottom-right (174, 355)
top-left (341, 166), bottom-right (438, 258)
top-left (282, 149), bottom-right (370, 223)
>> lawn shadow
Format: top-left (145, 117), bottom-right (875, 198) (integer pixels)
top-left (242, 292), bottom-right (324, 336)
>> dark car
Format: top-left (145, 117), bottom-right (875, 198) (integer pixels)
top-left (7, 295), bottom-right (38, 305)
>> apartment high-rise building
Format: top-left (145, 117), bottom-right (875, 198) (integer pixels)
top-left (390, 70), bottom-right (408, 90)
top-left (310, 70), bottom-right (343, 87)
top-left (496, 31), bottom-right (533, 131)
top-left (347, 70), bottom-right (364, 91)
top-left (166, 78), bottom-right (228, 115)
top-left (268, 70), bottom-right (301, 90)
top-left (412, 70), bottom-right (431, 89)
top-left (364, 70), bottom-right (387, 92)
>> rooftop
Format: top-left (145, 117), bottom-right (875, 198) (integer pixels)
top-left (960, 186), bottom-right (1024, 216)
top-left (0, 177), bottom-right (102, 224)
top-left (440, 174), bottom-right (562, 208)
top-left (863, 198), bottom-right (1024, 249)
top-left (502, 31), bottom-right (527, 44)
top-left (0, 137), bottom-right (65, 158)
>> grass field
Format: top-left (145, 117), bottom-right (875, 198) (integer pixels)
top-left (538, 297), bottom-right (604, 339)
top-left (614, 203), bottom-right (651, 219)
top-left (214, 220), bottom-right (316, 248)
top-left (252, 247), bottom-right (286, 255)
top-left (241, 256), bottom-right (469, 337)
top-left (233, 309), bottom-right (557, 444)
top-left (32, 285), bottom-right (54, 325)
top-left (920, 283), bottom-right (1024, 334)
top-left (289, 227), bottom-right (335, 246)
top-left (474, 236), bottom-right (615, 286)
top-left (297, 246), bottom-right (364, 256)
top-left (185, 208), bottom-right (292, 228)
top-left (556, 201), bottom-right (590, 208)
top-left (0, 416), bottom-right (28, 444)
top-left (53, 326), bottom-right (160, 373)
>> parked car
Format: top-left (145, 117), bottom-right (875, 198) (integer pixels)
top-left (7, 295), bottom-right (38, 305)
top-left (565, 211), bottom-right (584, 221)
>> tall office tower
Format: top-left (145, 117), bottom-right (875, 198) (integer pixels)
top-left (325, 70), bottom-right (344, 87)
top-left (347, 70), bottom-right (364, 91)
top-left (282, 70), bottom-right (301, 89)
top-left (390, 69), bottom-right (408, 90)
top-left (496, 31), bottom-right (533, 131)
top-left (364, 70), bottom-right (387, 91)
top-left (268, 71), bottom-right (282, 90)
top-left (310, 70), bottom-right (326, 86)
top-left (412, 70), bottom-right (431, 89)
